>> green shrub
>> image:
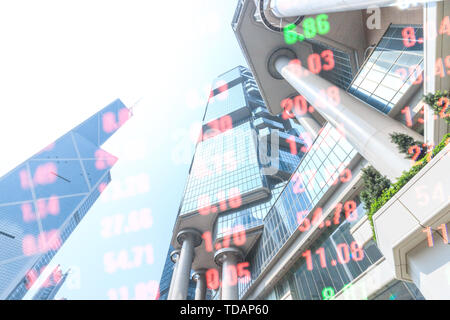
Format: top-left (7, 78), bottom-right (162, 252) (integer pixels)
top-left (360, 166), bottom-right (391, 211)
top-left (423, 90), bottom-right (450, 124)
top-left (389, 132), bottom-right (426, 160)
top-left (367, 133), bottom-right (450, 241)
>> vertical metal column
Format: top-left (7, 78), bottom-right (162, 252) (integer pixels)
top-left (167, 249), bottom-right (180, 300)
top-left (192, 270), bottom-right (207, 300)
top-left (273, 53), bottom-right (424, 180)
top-left (169, 229), bottom-right (202, 300)
top-left (270, 0), bottom-right (418, 17)
top-left (214, 247), bottom-right (244, 300)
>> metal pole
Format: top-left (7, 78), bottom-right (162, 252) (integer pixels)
top-left (169, 229), bottom-right (201, 300)
top-left (275, 55), bottom-right (423, 180)
top-left (167, 250), bottom-right (180, 300)
top-left (192, 270), bottom-right (207, 300)
top-left (269, 0), bottom-right (437, 18)
top-left (221, 253), bottom-right (240, 300)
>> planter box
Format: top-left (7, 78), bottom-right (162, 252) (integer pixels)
top-left (372, 144), bottom-right (450, 284)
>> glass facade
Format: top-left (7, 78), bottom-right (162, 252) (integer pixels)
top-left (0, 99), bottom-right (129, 300)
top-left (310, 40), bottom-right (354, 90)
top-left (348, 24), bottom-right (424, 113)
top-left (180, 121), bottom-right (266, 216)
top-left (204, 83), bottom-right (248, 123)
top-left (240, 123), bottom-right (358, 297)
top-left (172, 66), bottom-right (305, 299)
top-left (371, 280), bottom-right (424, 300)
top-left (230, 3), bottom-right (428, 300)
top-left (213, 182), bottom-right (286, 240)
top-left (32, 266), bottom-right (68, 300)
top-left (239, 123), bottom-right (424, 300)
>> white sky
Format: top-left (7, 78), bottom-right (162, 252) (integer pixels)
top-left (0, 0), bottom-right (248, 299)
top-left (0, 0), bottom-right (215, 176)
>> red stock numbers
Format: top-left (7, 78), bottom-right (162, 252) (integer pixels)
top-left (394, 64), bottom-right (423, 86)
top-left (21, 196), bottom-right (60, 222)
top-left (206, 262), bottom-right (251, 290)
top-left (288, 50), bottom-right (335, 77)
top-left (292, 165), bottom-right (352, 194)
top-left (281, 94), bottom-right (316, 120)
top-left (281, 87), bottom-right (340, 120)
top-left (302, 241), bottom-right (364, 271)
top-left (434, 55), bottom-right (450, 78)
top-left (95, 149), bottom-right (117, 170)
top-left (102, 107), bottom-right (130, 134)
top-left (100, 208), bottom-right (153, 238)
top-left (197, 187), bottom-right (242, 216)
top-left (107, 280), bottom-right (160, 300)
top-left (297, 200), bottom-right (358, 233)
top-left (202, 225), bottom-right (246, 253)
top-left (286, 132), bottom-right (314, 155)
top-left (395, 56), bottom-right (450, 86)
top-left (208, 80), bottom-right (229, 103)
top-left (25, 266), bottom-right (63, 290)
top-left (22, 229), bottom-right (62, 256)
top-left (402, 99), bottom-right (449, 128)
top-left (19, 162), bottom-right (58, 189)
top-left (423, 223), bottom-right (448, 247)
top-left (104, 244), bottom-right (154, 274)
top-left (100, 173), bottom-right (150, 202)
top-left (193, 150), bottom-right (237, 179)
top-left (401, 17), bottom-right (450, 49)
top-left (200, 115), bottom-right (233, 141)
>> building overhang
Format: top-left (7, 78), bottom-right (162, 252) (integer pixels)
top-left (170, 187), bottom-right (271, 271)
top-left (233, 0), bottom-right (365, 115)
top-left (372, 143), bottom-right (450, 283)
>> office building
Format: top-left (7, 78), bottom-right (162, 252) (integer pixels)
top-left (31, 265), bottom-right (69, 300)
top-left (228, 0), bottom-right (448, 300)
top-left (165, 65), bottom-right (308, 300)
top-left (0, 99), bottom-right (130, 299)
top-left (165, 0), bottom-right (449, 300)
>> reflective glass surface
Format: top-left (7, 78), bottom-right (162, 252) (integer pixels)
top-left (180, 122), bottom-right (264, 216)
top-left (212, 67), bottom-right (244, 89)
top-left (371, 280), bottom-right (424, 300)
top-left (348, 24), bottom-right (424, 113)
top-left (203, 83), bottom-right (248, 123)
top-left (310, 41), bottom-right (353, 90)
top-left (239, 123), bottom-right (358, 297)
top-left (0, 102), bottom-right (126, 299)
top-left (214, 183), bottom-right (286, 240)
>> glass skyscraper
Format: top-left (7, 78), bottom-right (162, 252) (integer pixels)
top-left (31, 265), bottom-right (68, 300)
top-left (163, 0), bottom-right (449, 300)
top-left (0, 99), bottom-right (130, 300)
top-left (163, 66), bottom-right (307, 300)
top-left (228, 0), bottom-right (438, 300)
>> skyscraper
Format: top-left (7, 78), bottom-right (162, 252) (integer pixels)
top-left (163, 65), bottom-right (307, 300)
top-left (164, 0), bottom-right (450, 300)
top-left (158, 245), bottom-right (196, 300)
top-left (229, 0), bottom-right (448, 300)
top-left (0, 99), bottom-right (130, 300)
top-left (31, 265), bottom-right (68, 300)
